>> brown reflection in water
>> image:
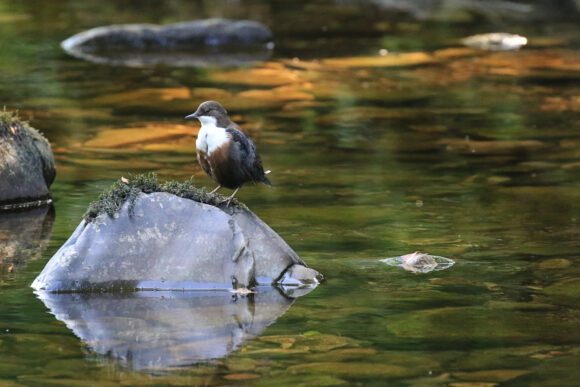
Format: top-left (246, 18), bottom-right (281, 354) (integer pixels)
top-left (0, 206), bottom-right (54, 274)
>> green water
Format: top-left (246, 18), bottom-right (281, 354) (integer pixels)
top-left (1, 0), bottom-right (580, 385)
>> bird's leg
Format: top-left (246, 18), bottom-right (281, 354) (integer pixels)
top-left (209, 185), bottom-right (222, 194)
top-left (221, 187), bottom-right (240, 207)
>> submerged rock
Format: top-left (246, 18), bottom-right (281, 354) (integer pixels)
top-left (32, 175), bottom-right (322, 292)
top-left (543, 278), bottom-right (580, 307)
top-left (321, 52), bottom-right (435, 68)
top-left (439, 138), bottom-right (545, 155)
top-left (82, 123), bottom-right (193, 149)
top-left (35, 288), bottom-right (298, 369)
top-left (0, 111), bottom-right (55, 210)
top-left (382, 252), bottom-right (455, 273)
top-left (462, 33), bottom-right (528, 51)
top-left (62, 19), bottom-right (274, 67)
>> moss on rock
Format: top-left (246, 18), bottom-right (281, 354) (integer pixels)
top-left (0, 109), bottom-right (19, 127)
top-left (83, 173), bottom-right (244, 222)
top-left (0, 110), bottom-right (49, 146)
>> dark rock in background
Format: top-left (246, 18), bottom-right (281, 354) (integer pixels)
top-left (368, 0), bottom-right (580, 21)
top-left (61, 18), bottom-right (274, 67)
top-left (0, 112), bottom-right (55, 210)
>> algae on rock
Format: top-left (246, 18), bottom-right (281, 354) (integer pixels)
top-left (83, 172), bottom-right (238, 222)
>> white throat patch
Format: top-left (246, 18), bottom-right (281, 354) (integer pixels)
top-left (195, 115), bottom-right (230, 154)
top-left (198, 115), bottom-right (217, 126)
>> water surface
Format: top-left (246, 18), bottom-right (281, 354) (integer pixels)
top-left (1, 1), bottom-right (579, 385)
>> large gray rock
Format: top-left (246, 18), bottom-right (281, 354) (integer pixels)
top-left (35, 288), bottom-right (300, 369)
top-left (62, 18), bottom-right (274, 68)
top-left (0, 113), bottom-right (55, 210)
top-left (32, 192), bottom-right (322, 292)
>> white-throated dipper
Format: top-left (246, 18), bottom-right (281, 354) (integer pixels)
top-left (185, 101), bottom-right (271, 205)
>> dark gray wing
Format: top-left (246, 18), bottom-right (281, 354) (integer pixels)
top-left (226, 128), bottom-right (270, 185)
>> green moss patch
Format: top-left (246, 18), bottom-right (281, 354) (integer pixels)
top-left (0, 109), bottom-right (23, 132)
top-left (83, 173), bottom-right (242, 222)
top-left (0, 109), bottom-right (50, 143)
top-left (0, 109), bottom-right (32, 135)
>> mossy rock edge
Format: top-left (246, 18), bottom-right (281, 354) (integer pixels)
top-left (84, 172), bottom-right (246, 223)
top-left (0, 110), bottom-right (55, 209)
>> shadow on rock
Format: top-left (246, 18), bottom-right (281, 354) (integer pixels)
top-left (35, 287), bottom-right (311, 370)
top-left (0, 206), bottom-right (55, 274)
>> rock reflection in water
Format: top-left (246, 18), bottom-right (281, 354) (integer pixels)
top-left (35, 287), bottom-right (313, 370)
top-left (66, 49), bottom-right (272, 68)
top-left (0, 206), bottom-right (54, 273)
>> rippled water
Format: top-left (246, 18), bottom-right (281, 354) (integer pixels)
top-left (1, 1), bottom-right (580, 385)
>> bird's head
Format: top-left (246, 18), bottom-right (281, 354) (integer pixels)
top-left (185, 101), bottom-right (228, 126)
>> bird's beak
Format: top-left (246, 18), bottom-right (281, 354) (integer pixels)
top-left (185, 112), bottom-right (198, 120)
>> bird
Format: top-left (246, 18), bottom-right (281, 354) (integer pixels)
top-left (185, 101), bottom-right (271, 206)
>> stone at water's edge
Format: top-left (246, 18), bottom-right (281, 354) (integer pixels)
top-left (221, 205), bottom-right (309, 285)
top-left (0, 113), bottom-right (55, 209)
top-left (32, 192), bottom-right (323, 293)
top-left (462, 33), bottom-right (528, 51)
top-left (61, 19), bottom-right (274, 68)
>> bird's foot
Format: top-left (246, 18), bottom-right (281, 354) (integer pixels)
top-left (220, 198), bottom-right (231, 207)
top-left (220, 196), bottom-right (235, 207)
top-left (209, 185), bottom-right (221, 194)
top-left (219, 187), bottom-right (240, 207)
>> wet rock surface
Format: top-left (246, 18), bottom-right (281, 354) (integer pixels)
top-left (32, 190), bottom-right (322, 292)
top-left (62, 19), bottom-right (273, 67)
top-left (0, 113), bottom-right (55, 209)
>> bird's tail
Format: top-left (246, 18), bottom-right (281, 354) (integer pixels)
top-left (262, 170), bottom-right (272, 186)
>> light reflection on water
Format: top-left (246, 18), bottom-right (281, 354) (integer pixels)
top-left (0, 0), bottom-right (579, 385)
